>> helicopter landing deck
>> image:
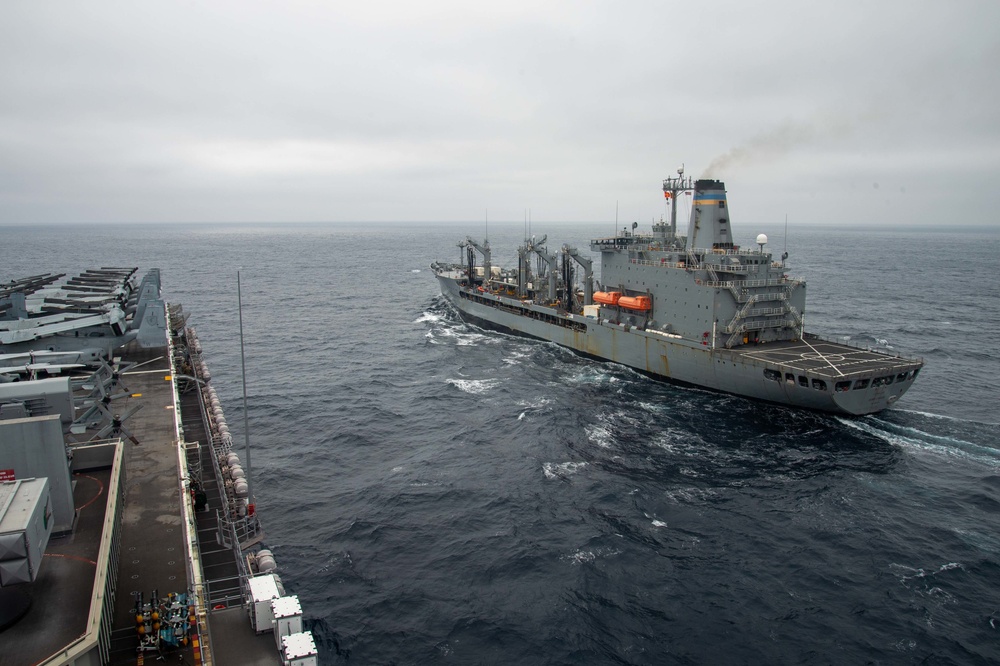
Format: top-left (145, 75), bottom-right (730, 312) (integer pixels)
top-left (734, 334), bottom-right (921, 383)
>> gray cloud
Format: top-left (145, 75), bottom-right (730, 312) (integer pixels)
top-left (1, 0), bottom-right (998, 226)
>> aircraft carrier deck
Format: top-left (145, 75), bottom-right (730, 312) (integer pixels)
top-left (1, 298), bottom-right (312, 664)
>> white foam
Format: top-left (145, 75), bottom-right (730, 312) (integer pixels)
top-left (894, 409), bottom-right (961, 421)
top-left (651, 520), bottom-right (668, 528)
top-left (430, 326), bottom-right (487, 346)
top-left (542, 461), bottom-right (588, 480)
top-left (890, 561), bottom-right (964, 583)
top-left (502, 350), bottom-right (529, 366)
top-left (515, 397), bottom-right (551, 411)
top-left (653, 428), bottom-right (702, 454)
top-left (664, 486), bottom-right (717, 504)
top-left (414, 311), bottom-right (443, 324)
top-left (446, 378), bottom-right (499, 395)
top-left (563, 546), bottom-right (622, 565)
top-left (837, 417), bottom-right (1000, 467)
top-left (585, 423), bottom-right (614, 449)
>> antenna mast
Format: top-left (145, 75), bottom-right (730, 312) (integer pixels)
top-left (782, 214), bottom-right (789, 268)
top-left (662, 164), bottom-right (694, 240)
top-left (237, 271), bottom-right (253, 509)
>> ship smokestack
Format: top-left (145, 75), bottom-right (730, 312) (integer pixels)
top-left (686, 179), bottom-right (734, 251)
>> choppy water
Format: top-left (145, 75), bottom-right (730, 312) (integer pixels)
top-left (3, 221), bottom-right (999, 664)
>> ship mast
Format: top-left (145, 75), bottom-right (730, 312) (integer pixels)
top-left (662, 165), bottom-right (694, 240)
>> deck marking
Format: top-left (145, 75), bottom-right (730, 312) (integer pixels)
top-left (801, 352), bottom-right (845, 363)
top-left (795, 337), bottom-right (846, 376)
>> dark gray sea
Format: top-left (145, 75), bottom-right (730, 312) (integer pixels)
top-left (3, 221), bottom-right (999, 664)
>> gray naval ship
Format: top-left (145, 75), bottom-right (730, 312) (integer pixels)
top-left (431, 170), bottom-right (923, 415)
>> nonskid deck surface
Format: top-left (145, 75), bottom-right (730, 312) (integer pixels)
top-left (734, 336), bottom-right (918, 379)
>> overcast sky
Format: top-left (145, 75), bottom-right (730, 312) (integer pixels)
top-left (2, 1), bottom-right (997, 226)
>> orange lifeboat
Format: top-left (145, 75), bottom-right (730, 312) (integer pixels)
top-left (618, 295), bottom-right (652, 311)
top-left (593, 291), bottom-right (621, 306)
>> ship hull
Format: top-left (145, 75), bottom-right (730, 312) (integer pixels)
top-left (435, 273), bottom-right (918, 416)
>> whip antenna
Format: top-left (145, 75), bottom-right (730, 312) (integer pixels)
top-left (238, 270), bottom-right (253, 508)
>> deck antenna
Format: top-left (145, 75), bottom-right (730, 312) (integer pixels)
top-left (237, 270), bottom-right (253, 510)
top-left (615, 200), bottom-right (619, 236)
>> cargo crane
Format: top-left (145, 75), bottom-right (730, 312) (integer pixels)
top-left (562, 245), bottom-right (594, 308)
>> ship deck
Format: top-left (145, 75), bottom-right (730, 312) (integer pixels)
top-left (2, 339), bottom-right (280, 664)
top-left (1, 466), bottom-right (114, 665)
top-left (106, 345), bottom-right (198, 663)
top-left (730, 334), bottom-right (922, 379)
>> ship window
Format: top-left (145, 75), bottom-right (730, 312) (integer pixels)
top-left (854, 378), bottom-right (870, 389)
top-left (798, 376), bottom-right (809, 387)
top-left (835, 381), bottom-right (851, 392)
top-left (896, 372), bottom-right (909, 382)
top-left (785, 373), bottom-right (795, 384)
top-left (812, 379), bottom-right (827, 391)
top-left (718, 201), bottom-right (726, 208)
top-left (872, 375), bottom-right (894, 387)
top-left (764, 369), bottom-right (781, 382)
top-left (911, 368), bottom-right (920, 379)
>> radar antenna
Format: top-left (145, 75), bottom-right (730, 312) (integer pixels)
top-left (662, 166), bottom-right (694, 239)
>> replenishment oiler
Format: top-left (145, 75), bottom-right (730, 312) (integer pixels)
top-left (431, 169), bottom-right (923, 415)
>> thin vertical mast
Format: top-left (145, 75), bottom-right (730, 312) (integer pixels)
top-left (238, 270), bottom-right (253, 508)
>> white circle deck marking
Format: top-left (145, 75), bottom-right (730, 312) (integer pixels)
top-left (801, 352), bottom-right (845, 362)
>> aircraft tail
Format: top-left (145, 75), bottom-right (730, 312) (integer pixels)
top-left (130, 269), bottom-right (162, 325)
top-left (0, 292), bottom-right (28, 320)
top-left (136, 300), bottom-right (167, 348)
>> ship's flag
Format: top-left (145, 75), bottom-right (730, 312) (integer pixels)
top-left (664, 192), bottom-right (672, 199)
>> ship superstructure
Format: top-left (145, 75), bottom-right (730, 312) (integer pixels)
top-left (431, 170), bottom-right (923, 415)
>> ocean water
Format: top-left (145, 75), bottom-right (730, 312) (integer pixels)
top-left (3, 221), bottom-right (999, 664)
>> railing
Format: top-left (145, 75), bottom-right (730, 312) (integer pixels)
top-left (744, 306), bottom-right (787, 318)
top-left (202, 573), bottom-right (245, 609)
top-left (627, 258), bottom-right (690, 269)
top-left (215, 509), bottom-right (266, 550)
top-left (707, 278), bottom-right (792, 289)
top-left (743, 290), bottom-right (788, 302)
top-left (803, 332), bottom-right (925, 363)
top-left (725, 317), bottom-right (795, 336)
top-left (186, 327), bottom-right (264, 555)
top-left (725, 319), bottom-right (784, 335)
